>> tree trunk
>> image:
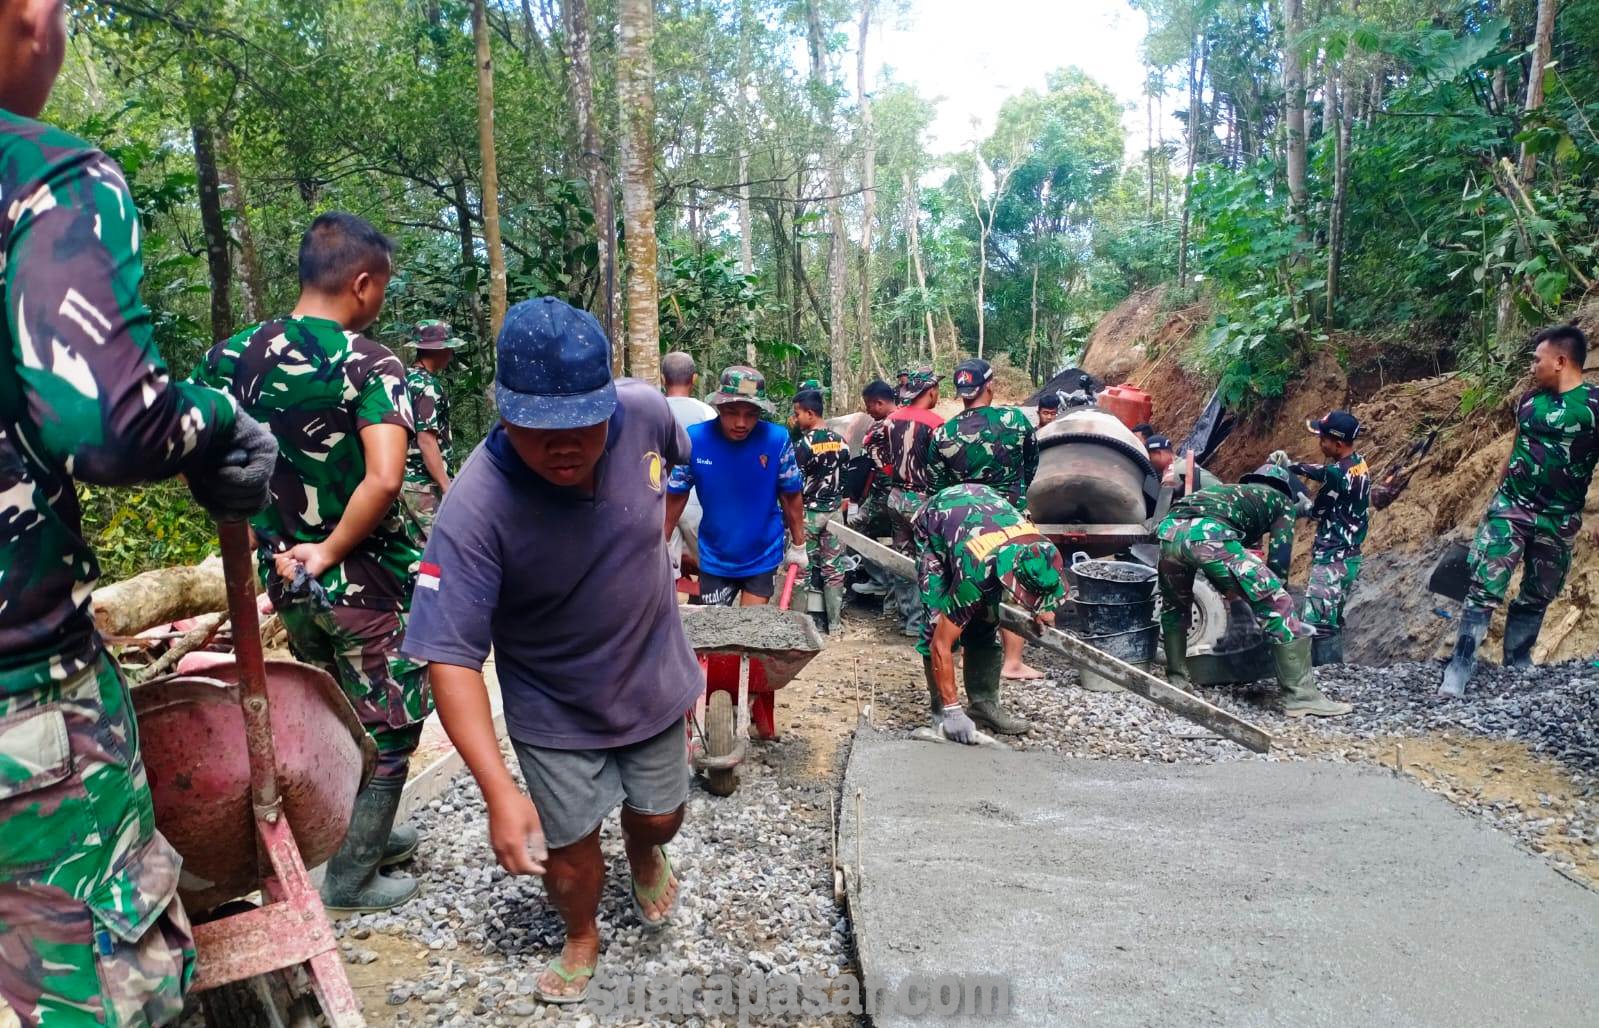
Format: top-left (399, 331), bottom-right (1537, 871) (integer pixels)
top-left (474, 0), bottom-right (509, 338)
top-left (1519, 0), bottom-right (1558, 182)
top-left (618, 0), bottom-right (661, 383)
top-left (1146, 87), bottom-right (1156, 220)
top-left (563, 0), bottom-right (618, 352)
top-left (189, 110), bottom-right (232, 342)
top-left (737, 0), bottom-right (756, 364)
top-left (1282, 0), bottom-right (1308, 251)
top-left (1325, 59), bottom-right (1351, 322)
top-left (216, 130), bottom-right (265, 325)
top-left (1028, 262), bottom-right (1040, 384)
top-left (1177, 38), bottom-right (1203, 287)
top-left (855, 0), bottom-right (877, 409)
top-left (902, 171), bottom-right (938, 368)
top-left (806, 0), bottom-right (849, 402)
top-left (93, 557), bottom-right (232, 639)
top-left (451, 176), bottom-right (489, 345)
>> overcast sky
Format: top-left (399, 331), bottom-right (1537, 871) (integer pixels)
top-left (868, 0), bottom-right (1156, 156)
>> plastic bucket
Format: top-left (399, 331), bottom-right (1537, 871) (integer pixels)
top-left (1067, 555), bottom-right (1158, 604)
top-left (1076, 597), bottom-right (1156, 636)
top-left (1079, 623), bottom-right (1159, 665)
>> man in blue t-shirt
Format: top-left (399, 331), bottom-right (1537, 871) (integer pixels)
top-left (665, 365), bottom-right (807, 606)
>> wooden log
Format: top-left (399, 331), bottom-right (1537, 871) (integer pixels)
top-left (825, 519), bottom-right (1274, 754)
top-left (92, 555), bottom-right (233, 638)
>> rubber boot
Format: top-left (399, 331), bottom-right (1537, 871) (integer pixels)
top-left (1439, 605), bottom-right (1492, 698)
top-left (1310, 630), bottom-right (1344, 668)
top-left (1275, 636), bottom-right (1353, 718)
top-left (381, 823), bottom-right (419, 868)
top-left (1501, 607), bottom-right (1545, 670)
top-left (1161, 622), bottom-right (1191, 688)
top-left (823, 586), bottom-right (845, 635)
top-left (963, 645), bottom-right (1031, 735)
top-left (900, 587), bottom-right (925, 639)
top-left (322, 776), bottom-right (421, 913)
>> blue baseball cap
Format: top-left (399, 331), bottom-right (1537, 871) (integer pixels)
top-left (495, 297), bottom-right (617, 429)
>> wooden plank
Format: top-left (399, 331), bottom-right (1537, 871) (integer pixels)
top-left (825, 520), bottom-right (1274, 754)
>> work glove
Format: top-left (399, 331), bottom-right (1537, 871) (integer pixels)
top-left (940, 704), bottom-right (979, 745)
top-left (1268, 449), bottom-right (1292, 469)
top-left (188, 411), bottom-right (277, 522)
top-left (785, 541), bottom-right (810, 570)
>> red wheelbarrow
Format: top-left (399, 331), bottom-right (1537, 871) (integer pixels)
top-left (131, 522), bottom-right (373, 1025)
top-left (679, 566), bottom-right (824, 795)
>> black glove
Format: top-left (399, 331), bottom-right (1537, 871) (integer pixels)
top-left (189, 411), bottom-right (277, 522)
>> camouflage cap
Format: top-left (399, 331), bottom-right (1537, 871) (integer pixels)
top-left (1240, 463), bottom-right (1296, 499)
top-left (412, 319), bottom-right (467, 351)
top-left (952, 358), bottom-right (993, 399)
top-left (995, 540), bottom-right (1067, 614)
top-left (899, 366), bottom-right (942, 402)
top-left (710, 365), bottom-right (774, 413)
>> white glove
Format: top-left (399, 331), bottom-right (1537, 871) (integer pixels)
top-left (785, 541), bottom-right (810, 569)
top-left (1268, 449), bottom-right (1292, 469)
top-left (939, 705), bottom-right (979, 745)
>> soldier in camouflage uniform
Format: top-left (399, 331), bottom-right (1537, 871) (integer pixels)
top-left (194, 212), bottom-right (432, 913)
top-left (402, 319), bottom-right (464, 535)
top-left (846, 380), bottom-right (899, 601)
top-left (1276, 411), bottom-right (1370, 667)
top-left (1442, 325), bottom-right (1599, 696)
top-left (865, 368), bottom-right (944, 636)
top-left (1156, 468), bottom-right (1353, 717)
top-left (914, 484), bottom-right (1067, 740)
top-left (2, 21), bottom-right (277, 1024)
top-left (929, 358), bottom-right (1044, 682)
top-left (792, 390), bottom-right (848, 632)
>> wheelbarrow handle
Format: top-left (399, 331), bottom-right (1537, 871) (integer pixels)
top-left (217, 520), bottom-right (281, 815)
top-left (778, 563), bottom-right (801, 611)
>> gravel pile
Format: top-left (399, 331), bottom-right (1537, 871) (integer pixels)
top-left (340, 741), bottom-right (852, 1027)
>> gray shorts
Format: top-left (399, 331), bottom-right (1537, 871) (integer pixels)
top-left (512, 719), bottom-right (690, 849)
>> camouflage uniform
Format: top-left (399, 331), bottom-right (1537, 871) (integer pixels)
top-left (912, 483), bottom-right (1066, 667)
top-left (866, 372), bottom-right (944, 632)
top-left (2, 113), bottom-right (244, 1026)
top-left (1157, 484), bottom-right (1311, 645)
top-left (1464, 385), bottom-right (1599, 614)
top-left (1293, 452), bottom-right (1370, 632)
top-left (194, 318), bottom-right (431, 780)
top-left (928, 404), bottom-right (1039, 509)
top-left (795, 427), bottom-right (848, 588)
top-left (402, 366), bottom-right (451, 529)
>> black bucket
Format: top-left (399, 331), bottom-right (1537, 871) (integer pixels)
top-left (1079, 623), bottom-right (1159, 665)
top-left (1067, 556), bottom-right (1157, 604)
top-left (1073, 597), bottom-right (1156, 636)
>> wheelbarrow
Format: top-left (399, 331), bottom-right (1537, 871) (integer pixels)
top-left (131, 521), bottom-right (373, 1025)
top-left (680, 565), bottom-right (824, 796)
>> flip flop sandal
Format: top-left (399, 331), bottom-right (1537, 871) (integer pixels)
top-left (631, 845), bottom-right (678, 932)
top-left (534, 955), bottom-right (598, 1005)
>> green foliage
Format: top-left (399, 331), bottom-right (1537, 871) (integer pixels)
top-left (77, 481), bottom-right (217, 585)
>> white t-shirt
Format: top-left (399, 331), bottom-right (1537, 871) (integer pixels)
top-left (667, 395), bottom-right (716, 431)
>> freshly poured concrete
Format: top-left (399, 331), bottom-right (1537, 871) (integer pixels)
top-left (841, 731), bottom-right (1599, 1027)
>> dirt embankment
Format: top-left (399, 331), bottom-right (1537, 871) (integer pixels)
top-left (1078, 291), bottom-right (1599, 668)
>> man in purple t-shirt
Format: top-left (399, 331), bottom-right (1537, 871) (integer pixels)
top-left (401, 297), bottom-right (699, 1005)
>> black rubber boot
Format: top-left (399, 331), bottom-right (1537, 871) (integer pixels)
top-left (1501, 607), bottom-right (1545, 670)
top-left (964, 645), bottom-right (1030, 735)
top-left (1310, 630), bottom-right (1344, 667)
top-left (1439, 605), bottom-right (1492, 698)
top-left (322, 776), bottom-right (421, 913)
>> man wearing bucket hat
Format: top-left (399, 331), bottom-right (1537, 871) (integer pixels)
top-left (1155, 467), bottom-right (1353, 717)
top-left (665, 365), bottom-right (807, 608)
top-left (914, 484), bottom-right (1067, 740)
top-left (866, 366), bottom-right (945, 636)
top-left (403, 319), bottom-right (465, 533)
top-left (1270, 411), bottom-right (1370, 666)
top-left (403, 297), bottom-right (701, 1005)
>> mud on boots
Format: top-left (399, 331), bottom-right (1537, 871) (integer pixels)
top-left (1439, 605), bottom-right (1492, 697)
top-left (1274, 635), bottom-right (1352, 718)
top-left (322, 775), bottom-right (421, 913)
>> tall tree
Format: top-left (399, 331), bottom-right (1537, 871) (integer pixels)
top-left (474, 0), bottom-right (508, 338)
top-left (806, 0), bottom-right (850, 402)
top-left (563, 0), bottom-right (619, 360)
top-left (1519, 0), bottom-right (1559, 181)
top-left (618, 0), bottom-right (661, 383)
top-left (855, 0), bottom-right (878, 391)
top-left (1281, 0), bottom-right (1308, 256)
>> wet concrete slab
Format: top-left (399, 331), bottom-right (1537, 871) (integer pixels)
top-left (840, 730), bottom-right (1599, 1027)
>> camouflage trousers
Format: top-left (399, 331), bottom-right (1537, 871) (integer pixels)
top-left (1464, 504), bottom-right (1573, 615)
top-left (804, 510), bottom-right (847, 588)
top-left (277, 604), bottom-right (432, 781)
top-left (0, 654), bottom-right (195, 1027)
top-left (1302, 554), bottom-right (1363, 633)
top-left (1157, 517), bottom-right (1312, 645)
top-left (886, 489), bottom-right (927, 626)
top-left (401, 481), bottom-right (441, 537)
top-left (854, 486), bottom-right (894, 539)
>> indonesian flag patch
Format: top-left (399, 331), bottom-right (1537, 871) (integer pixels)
top-left (417, 561), bottom-right (441, 591)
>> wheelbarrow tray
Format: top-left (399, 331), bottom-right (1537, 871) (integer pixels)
top-left (132, 659), bottom-right (376, 915)
top-left (679, 604), bottom-right (824, 691)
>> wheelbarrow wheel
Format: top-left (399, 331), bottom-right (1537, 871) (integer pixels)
top-left (704, 690), bottom-right (739, 797)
